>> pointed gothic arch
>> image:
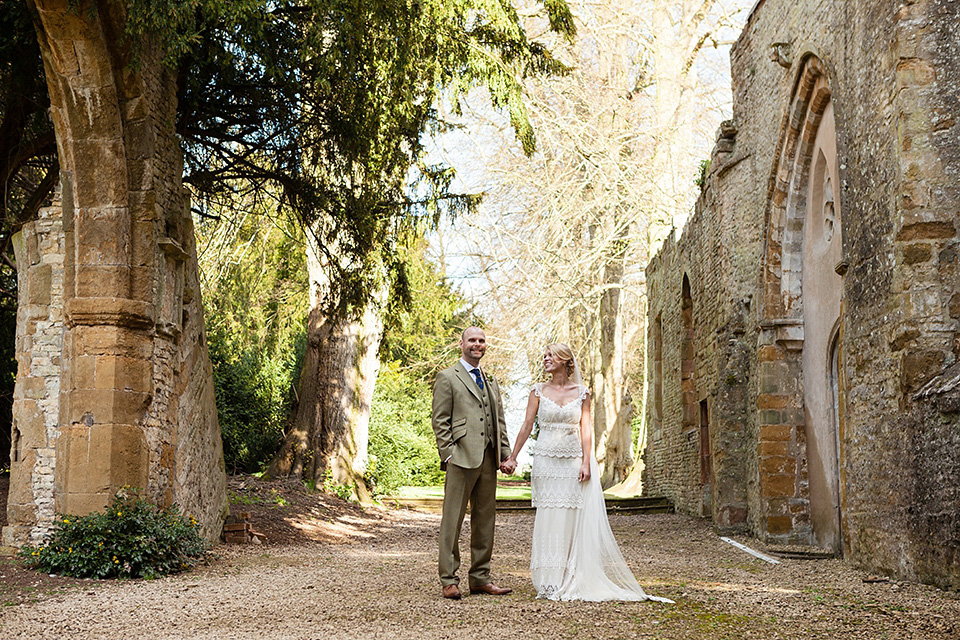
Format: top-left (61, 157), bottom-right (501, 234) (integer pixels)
top-left (757, 54), bottom-right (846, 551)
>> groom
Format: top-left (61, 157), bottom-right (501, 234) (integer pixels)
top-left (431, 327), bottom-right (513, 600)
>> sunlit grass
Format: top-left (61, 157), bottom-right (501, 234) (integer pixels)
top-left (393, 485), bottom-right (532, 500)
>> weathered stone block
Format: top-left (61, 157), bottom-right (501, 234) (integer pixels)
top-left (759, 455), bottom-right (797, 476)
top-left (760, 424), bottom-right (793, 441)
top-left (124, 118), bottom-right (158, 160)
top-left (903, 243), bottom-right (932, 264)
top-left (902, 350), bottom-right (946, 390)
top-left (757, 346), bottom-right (783, 363)
top-left (896, 220), bottom-right (956, 241)
top-left (760, 441), bottom-right (789, 457)
top-left (59, 493), bottom-right (111, 518)
top-left (7, 457), bottom-right (38, 505)
top-left (75, 265), bottom-right (130, 299)
top-left (75, 211), bottom-right (131, 268)
top-left (76, 325), bottom-right (153, 359)
top-left (766, 516), bottom-right (793, 535)
top-left (13, 400), bottom-right (43, 444)
top-left (27, 264), bottom-right (52, 305)
top-left (99, 356), bottom-right (152, 394)
top-left (949, 293), bottom-right (960, 319)
top-left (72, 355), bottom-right (96, 390)
top-left (760, 410), bottom-right (782, 425)
top-left (4, 503), bottom-right (39, 527)
top-left (71, 141), bottom-right (128, 210)
top-left (761, 475), bottom-right (796, 498)
top-left (757, 394), bottom-right (789, 410)
top-left (896, 58), bottom-right (937, 87)
top-left (66, 389), bottom-right (151, 427)
top-left (20, 376), bottom-right (47, 400)
top-left (57, 422), bottom-right (149, 503)
top-left (717, 505), bottom-right (747, 526)
top-left (890, 328), bottom-right (921, 352)
top-left (129, 263), bottom-right (157, 300)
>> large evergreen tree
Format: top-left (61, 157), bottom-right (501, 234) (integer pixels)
top-left (5, 0), bottom-right (575, 488)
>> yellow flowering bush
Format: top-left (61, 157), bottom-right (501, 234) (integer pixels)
top-left (18, 488), bottom-right (209, 579)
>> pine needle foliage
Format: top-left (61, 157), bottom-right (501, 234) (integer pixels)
top-left (156, 0), bottom-right (573, 314)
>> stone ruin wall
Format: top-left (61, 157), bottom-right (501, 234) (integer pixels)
top-left (8, 207), bottom-right (64, 544)
top-left (6, 192), bottom-right (227, 544)
top-left (642, 130), bottom-right (760, 532)
top-left (5, 1), bottom-right (226, 544)
top-left (644, 0), bottom-right (960, 588)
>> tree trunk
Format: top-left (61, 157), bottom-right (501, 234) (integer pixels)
top-left (267, 234), bottom-right (384, 500)
top-left (594, 220), bottom-right (635, 487)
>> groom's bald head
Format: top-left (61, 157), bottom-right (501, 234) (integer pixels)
top-left (459, 327), bottom-right (487, 365)
top-left (461, 326), bottom-right (484, 342)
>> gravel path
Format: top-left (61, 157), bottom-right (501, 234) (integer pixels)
top-left (1, 484), bottom-right (958, 639)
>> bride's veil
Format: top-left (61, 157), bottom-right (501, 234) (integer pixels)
top-left (570, 354), bottom-right (583, 387)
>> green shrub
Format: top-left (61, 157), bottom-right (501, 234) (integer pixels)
top-left (695, 158), bottom-right (711, 187)
top-left (18, 488), bottom-right (209, 579)
top-left (366, 362), bottom-right (445, 495)
top-left (210, 330), bottom-right (304, 473)
top-left (195, 210), bottom-right (309, 474)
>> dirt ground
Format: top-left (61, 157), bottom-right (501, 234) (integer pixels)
top-left (1, 475), bottom-right (958, 639)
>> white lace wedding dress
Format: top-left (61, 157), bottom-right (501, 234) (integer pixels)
top-left (529, 383), bottom-right (673, 603)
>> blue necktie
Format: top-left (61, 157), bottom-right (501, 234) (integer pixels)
top-left (471, 368), bottom-right (484, 390)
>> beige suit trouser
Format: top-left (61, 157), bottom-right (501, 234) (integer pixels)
top-left (438, 445), bottom-right (497, 587)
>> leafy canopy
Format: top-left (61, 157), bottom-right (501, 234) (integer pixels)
top-left (163, 0), bottom-right (575, 312)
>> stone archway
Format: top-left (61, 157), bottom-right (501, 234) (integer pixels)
top-left (757, 55), bottom-right (845, 551)
top-left (799, 97), bottom-right (844, 552)
top-left (5, 1), bottom-right (226, 545)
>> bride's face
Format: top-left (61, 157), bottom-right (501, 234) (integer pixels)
top-left (543, 350), bottom-right (565, 374)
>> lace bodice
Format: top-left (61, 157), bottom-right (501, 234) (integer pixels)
top-left (530, 383), bottom-right (589, 509)
top-left (531, 383), bottom-right (588, 458)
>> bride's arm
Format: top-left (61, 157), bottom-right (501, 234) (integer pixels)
top-left (579, 392), bottom-right (592, 482)
top-left (505, 390), bottom-right (539, 465)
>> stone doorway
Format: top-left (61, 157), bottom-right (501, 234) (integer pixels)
top-left (758, 55), bottom-right (846, 552)
top-left (799, 97), bottom-right (844, 552)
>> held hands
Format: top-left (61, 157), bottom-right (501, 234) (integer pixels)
top-left (500, 456), bottom-right (518, 475)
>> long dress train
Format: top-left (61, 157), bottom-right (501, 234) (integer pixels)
top-left (529, 383), bottom-right (673, 603)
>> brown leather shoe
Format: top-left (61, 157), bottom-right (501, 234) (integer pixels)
top-left (469, 582), bottom-right (512, 596)
top-left (442, 584), bottom-right (462, 600)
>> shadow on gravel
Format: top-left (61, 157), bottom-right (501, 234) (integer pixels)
top-left (225, 474), bottom-right (433, 547)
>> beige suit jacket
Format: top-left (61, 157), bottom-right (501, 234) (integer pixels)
top-left (431, 364), bottom-right (510, 470)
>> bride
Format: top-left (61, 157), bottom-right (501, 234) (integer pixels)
top-left (501, 343), bottom-right (673, 603)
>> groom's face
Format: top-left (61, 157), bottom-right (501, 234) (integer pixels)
top-left (460, 329), bottom-right (487, 363)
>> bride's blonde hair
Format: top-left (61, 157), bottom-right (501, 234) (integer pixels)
top-left (545, 343), bottom-right (576, 377)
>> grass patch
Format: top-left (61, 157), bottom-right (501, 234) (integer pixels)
top-left (657, 599), bottom-right (765, 639)
top-left (228, 489), bottom-right (288, 506)
top-left (393, 485), bottom-right (532, 500)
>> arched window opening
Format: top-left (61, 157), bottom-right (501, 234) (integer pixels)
top-left (680, 275), bottom-right (696, 433)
